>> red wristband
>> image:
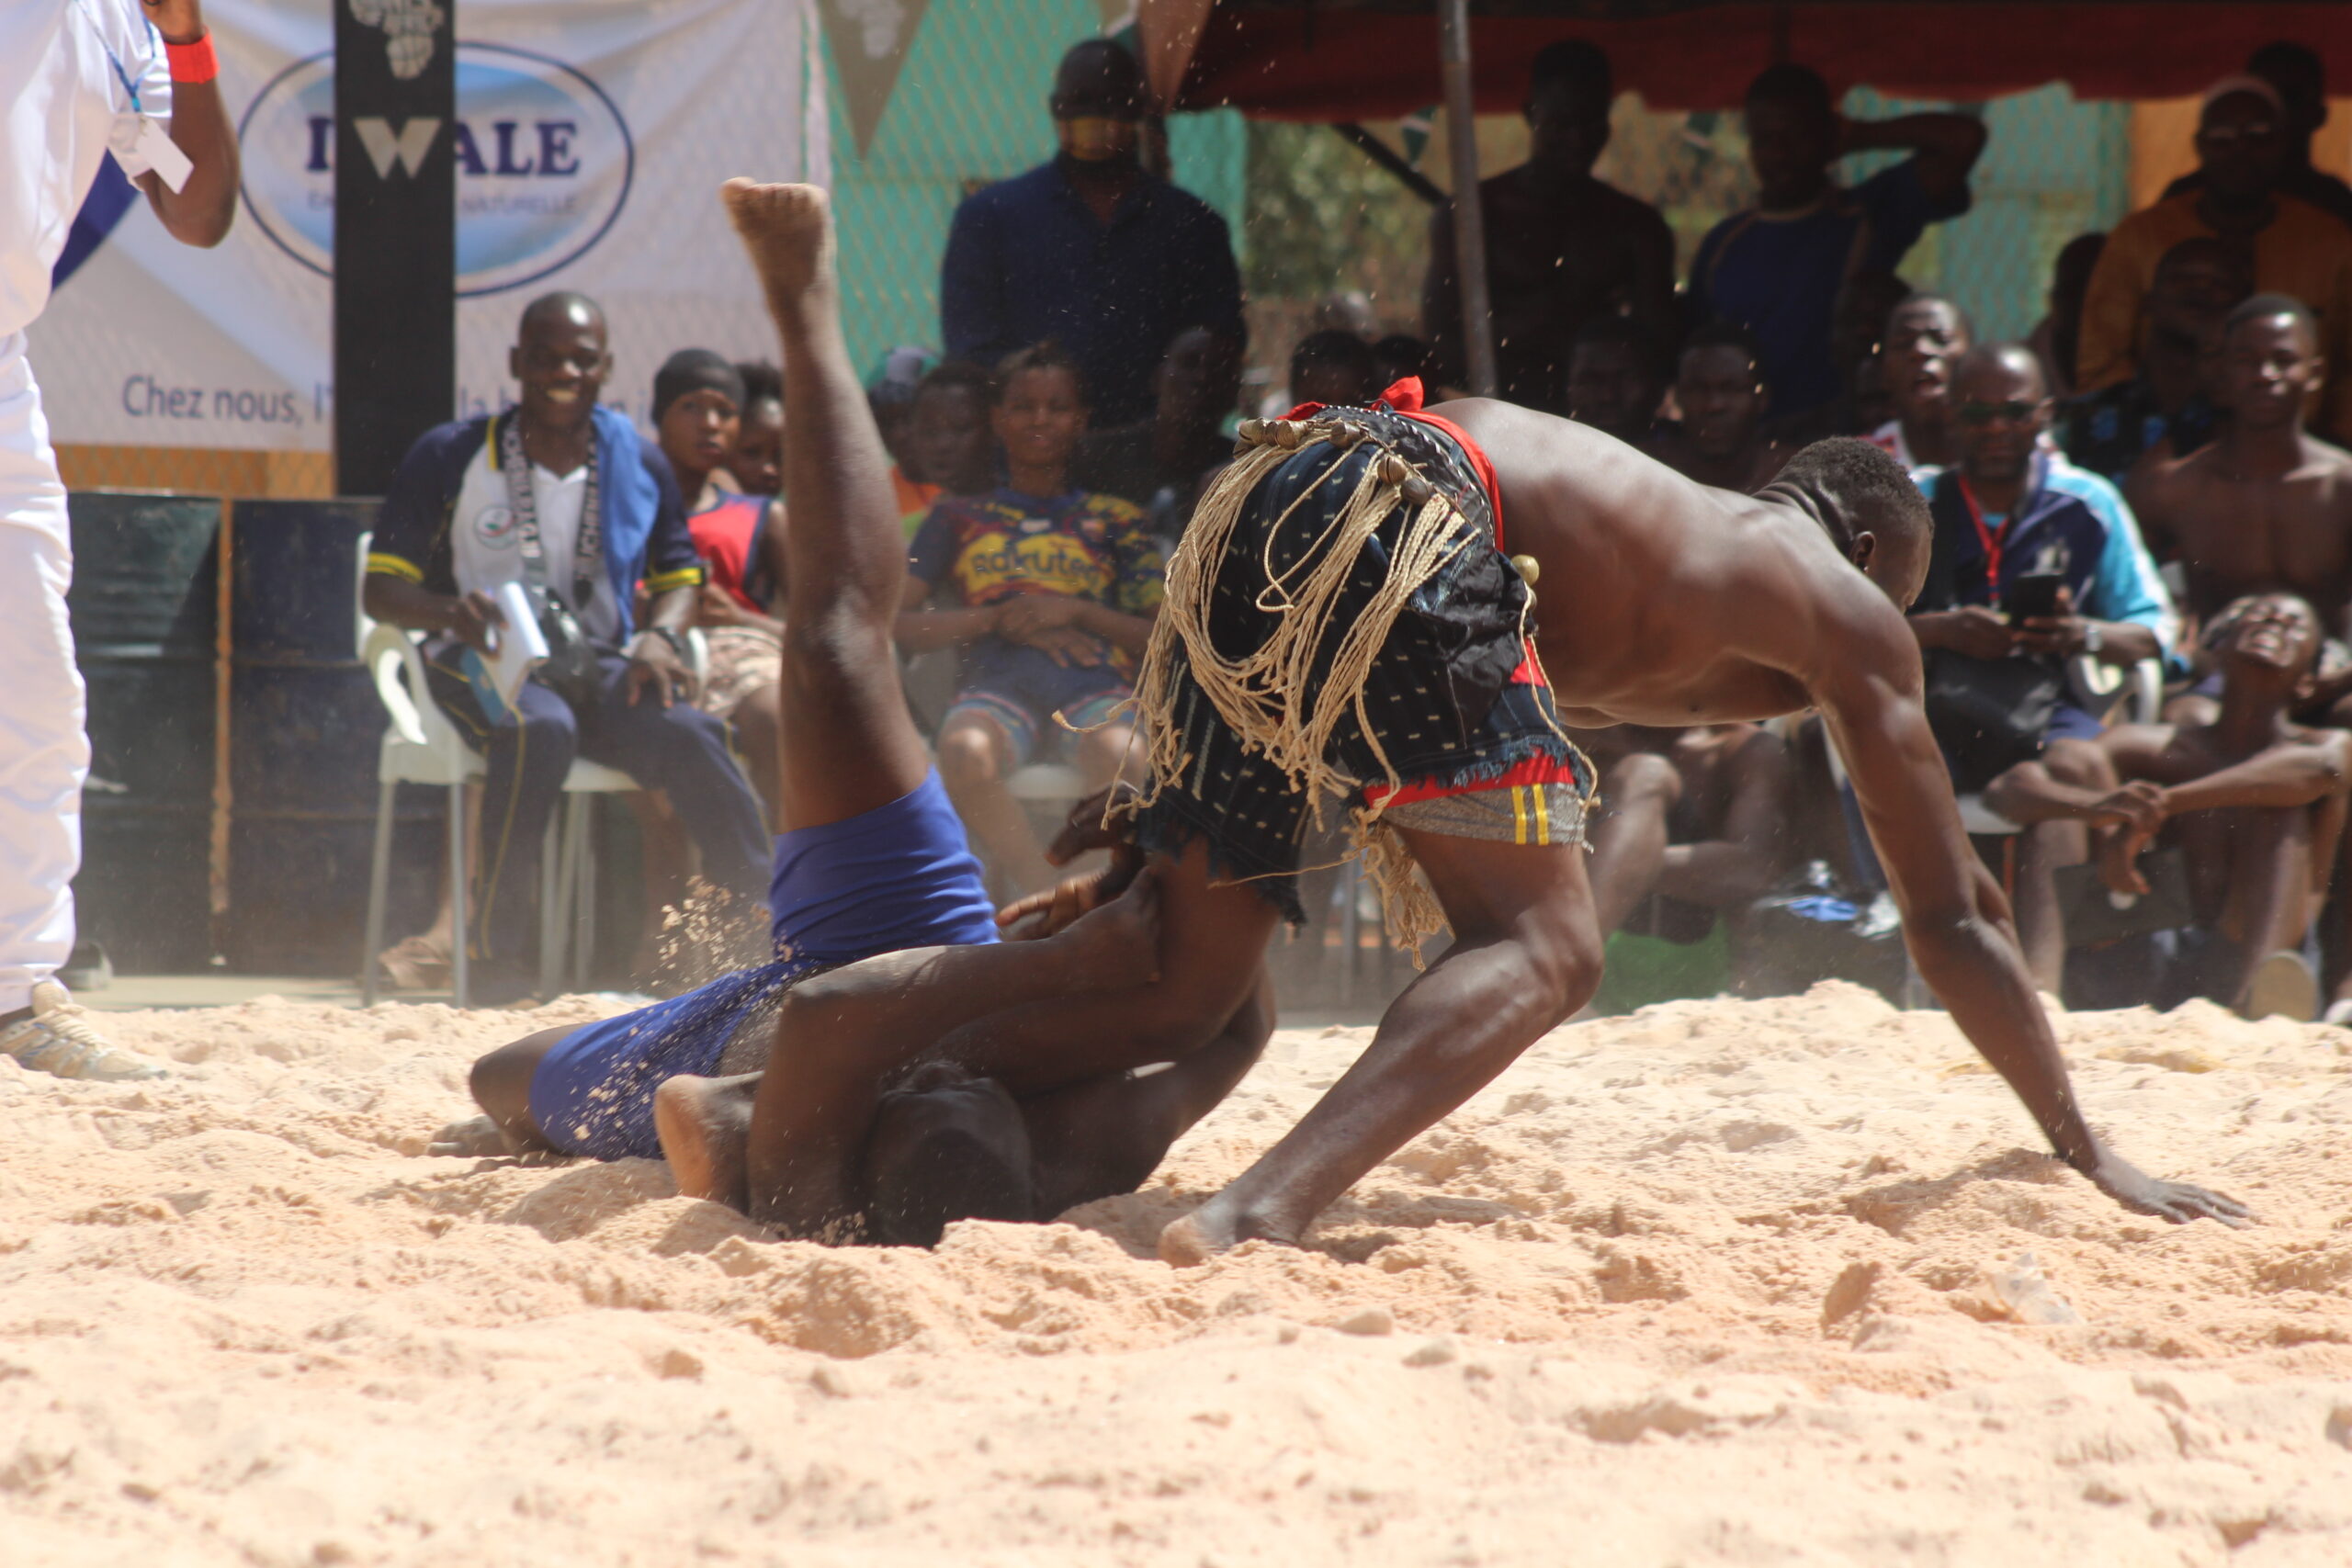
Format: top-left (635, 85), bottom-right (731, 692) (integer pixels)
top-left (165, 33), bottom-right (218, 85)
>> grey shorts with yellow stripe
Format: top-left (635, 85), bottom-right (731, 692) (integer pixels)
top-left (1379, 780), bottom-right (1589, 846)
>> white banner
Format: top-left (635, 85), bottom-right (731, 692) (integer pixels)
top-left (28, 0), bottom-right (829, 451)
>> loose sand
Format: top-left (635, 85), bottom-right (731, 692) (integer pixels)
top-left (3, 983), bottom-right (2348, 1566)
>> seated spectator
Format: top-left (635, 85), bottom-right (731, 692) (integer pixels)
top-left (1288, 328), bottom-right (1382, 409)
top-left (2077, 74), bottom-right (2352, 443)
top-left (1579, 723), bottom-right (1793, 1014)
top-left (2129, 297), bottom-right (2352, 700)
top-left (1906, 344), bottom-right (2177, 991)
top-left (1646, 322), bottom-right (1788, 491)
top-left (2064, 238), bottom-right (2250, 484)
top-left (1866, 293), bottom-right (1973, 468)
top-left (865, 344), bottom-right (942, 521)
top-left (362, 293), bottom-right (770, 1004)
top-left (2028, 233), bottom-right (2107, 399)
top-left (1690, 63), bottom-right (1984, 423)
top-left (897, 344), bottom-right (1164, 893)
top-left (1984, 593), bottom-right (2351, 1019)
top-left (940, 39), bottom-right (1243, 430)
top-left (728, 360), bottom-right (784, 497)
top-left (2164, 42), bottom-right (2352, 231)
top-left (1073, 324), bottom-right (1240, 517)
top-left (648, 349), bottom-right (786, 814)
top-left (1421, 39), bottom-right (1676, 412)
top-left (1566, 314), bottom-right (1668, 446)
top-left (1372, 333), bottom-right (1435, 394)
top-left (899, 359), bottom-right (997, 536)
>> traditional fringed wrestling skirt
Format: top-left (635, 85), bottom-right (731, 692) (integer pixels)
top-left (1123, 388), bottom-right (1594, 949)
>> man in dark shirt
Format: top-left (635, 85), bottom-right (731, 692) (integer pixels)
top-left (938, 39), bottom-right (1243, 428)
top-left (2163, 41), bottom-right (2352, 231)
top-left (2061, 237), bottom-right (2250, 486)
top-left (1419, 40), bottom-right (1676, 413)
top-left (1690, 63), bottom-right (1984, 423)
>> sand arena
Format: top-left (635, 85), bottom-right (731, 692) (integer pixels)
top-left (2, 983), bottom-right (2349, 1565)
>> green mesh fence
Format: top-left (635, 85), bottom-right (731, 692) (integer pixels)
top-left (824, 5), bottom-right (1249, 378)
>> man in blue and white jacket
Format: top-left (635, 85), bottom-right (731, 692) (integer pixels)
top-left (364, 291), bottom-right (769, 1003)
top-left (1905, 342), bottom-right (2178, 990)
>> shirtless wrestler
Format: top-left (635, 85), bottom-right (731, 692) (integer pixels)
top-left (714, 176), bottom-right (2244, 1259)
top-left (431, 177), bottom-right (1269, 1245)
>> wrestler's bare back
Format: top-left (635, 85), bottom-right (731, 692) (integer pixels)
top-left (1440, 400), bottom-right (1907, 728)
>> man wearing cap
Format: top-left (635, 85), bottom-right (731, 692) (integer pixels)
top-left (3, 0), bottom-right (238, 1079)
top-left (938, 38), bottom-right (1243, 429)
top-left (2077, 73), bottom-right (2352, 443)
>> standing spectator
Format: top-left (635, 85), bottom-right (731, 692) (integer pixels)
top-left (1566, 315), bottom-right (1668, 446)
top-left (1866, 294), bottom-right (1973, 468)
top-left (939, 39), bottom-right (1243, 428)
top-left (2027, 233), bottom-right (2107, 399)
top-left (2130, 296), bottom-right (2352, 646)
top-left (363, 293), bottom-right (771, 1004)
top-left (4, 0), bottom-right (236, 1080)
top-left (897, 346), bottom-right (1164, 894)
top-left (2064, 238), bottom-right (2250, 485)
top-left (2164, 42), bottom-right (2352, 231)
top-left (1690, 63), bottom-right (1985, 423)
top-left (2076, 75), bottom-right (2352, 443)
top-left (728, 360), bottom-right (784, 497)
top-left (1646, 323), bottom-right (1788, 491)
top-left (1420, 40), bottom-right (1676, 412)
top-left (1907, 345), bottom-right (2177, 992)
top-left (1767, 269), bottom-right (1914, 446)
top-left (1287, 329), bottom-right (1382, 409)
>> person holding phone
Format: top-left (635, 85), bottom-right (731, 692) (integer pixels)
top-left (1906, 344), bottom-right (2180, 992)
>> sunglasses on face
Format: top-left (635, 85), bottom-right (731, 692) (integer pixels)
top-left (1957, 399), bottom-right (2041, 426)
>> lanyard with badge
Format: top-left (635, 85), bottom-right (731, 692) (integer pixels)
top-left (1953, 475), bottom-right (2010, 599)
top-left (76, 0), bottom-right (194, 193)
top-left (497, 414), bottom-right (606, 705)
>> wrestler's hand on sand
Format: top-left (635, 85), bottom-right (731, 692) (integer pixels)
top-left (2075, 1143), bottom-right (2252, 1226)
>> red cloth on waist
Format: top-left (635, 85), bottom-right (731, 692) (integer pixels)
top-left (1281, 376), bottom-right (1507, 550)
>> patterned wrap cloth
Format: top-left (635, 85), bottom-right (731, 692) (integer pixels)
top-left (1122, 381), bottom-right (1594, 950)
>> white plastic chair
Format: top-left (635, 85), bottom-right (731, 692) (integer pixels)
top-left (356, 533), bottom-right (699, 1004)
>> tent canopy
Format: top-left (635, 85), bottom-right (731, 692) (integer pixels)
top-left (1142, 2), bottom-right (2352, 118)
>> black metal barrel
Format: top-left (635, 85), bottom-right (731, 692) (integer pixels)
top-left (68, 492), bottom-right (220, 973)
top-left (224, 499), bottom-right (440, 975)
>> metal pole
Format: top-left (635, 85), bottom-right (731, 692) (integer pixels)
top-left (1438, 0), bottom-right (1498, 398)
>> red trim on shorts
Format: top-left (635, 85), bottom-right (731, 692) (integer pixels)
top-left (1363, 748), bottom-right (1585, 808)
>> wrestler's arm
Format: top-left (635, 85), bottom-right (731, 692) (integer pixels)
top-left (139, 0), bottom-right (238, 246)
top-left (1809, 592), bottom-right (2249, 1224)
top-left (1021, 969), bottom-right (1275, 1217)
top-left (1654, 729), bottom-right (1792, 908)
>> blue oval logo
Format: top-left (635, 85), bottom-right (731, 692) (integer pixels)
top-left (237, 43), bottom-right (635, 297)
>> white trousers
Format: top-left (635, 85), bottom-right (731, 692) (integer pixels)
top-left (0, 334), bottom-right (87, 1014)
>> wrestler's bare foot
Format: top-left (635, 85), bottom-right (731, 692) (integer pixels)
top-left (654, 1073), bottom-right (758, 1212)
top-left (1158, 1191), bottom-right (1296, 1267)
top-left (719, 178), bottom-right (833, 314)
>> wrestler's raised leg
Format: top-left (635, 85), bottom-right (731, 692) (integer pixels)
top-left (1160, 830), bottom-right (1601, 1263)
top-left (721, 177), bottom-right (931, 831)
top-left (429, 1024), bottom-right (571, 1156)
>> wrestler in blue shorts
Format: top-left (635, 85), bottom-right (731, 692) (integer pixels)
top-left (427, 179), bottom-right (1271, 1244)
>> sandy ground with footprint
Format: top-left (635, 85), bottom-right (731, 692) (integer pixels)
top-left (2, 982), bottom-right (2349, 1566)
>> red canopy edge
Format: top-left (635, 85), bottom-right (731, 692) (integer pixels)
top-left (1170, 4), bottom-right (2352, 117)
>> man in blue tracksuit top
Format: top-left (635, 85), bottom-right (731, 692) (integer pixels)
top-left (1905, 343), bottom-right (2178, 990)
top-left (363, 291), bottom-right (771, 1003)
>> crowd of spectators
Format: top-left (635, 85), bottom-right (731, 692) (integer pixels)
top-left (362, 31), bottom-right (2352, 1026)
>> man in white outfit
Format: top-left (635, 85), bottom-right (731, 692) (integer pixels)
top-left (1, 0), bottom-right (237, 1077)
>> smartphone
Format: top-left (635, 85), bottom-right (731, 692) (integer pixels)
top-left (2004, 572), bottom-right (2066, 621)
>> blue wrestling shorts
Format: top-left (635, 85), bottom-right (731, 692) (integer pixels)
top-left (526, 769), bottom-right (1000, 1160)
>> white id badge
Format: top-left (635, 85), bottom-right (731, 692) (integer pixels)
top-left (132, 118), bottom-right (193, 193)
